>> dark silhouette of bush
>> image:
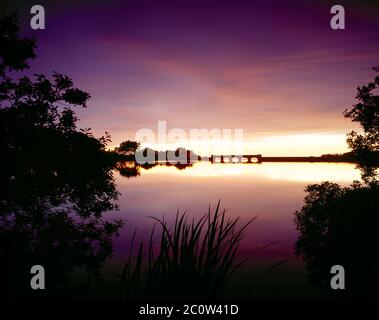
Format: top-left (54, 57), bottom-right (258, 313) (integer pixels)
top-left (115, 140), bottom-right (141, 157)
top-left (0, 13), bottom-right (123, 299)
top-left (294, 181), bottom-right (379, 298)
top-left (344, 66), bottom-right (379, 181)
top-left (295, 67), bottom-right (379, 299)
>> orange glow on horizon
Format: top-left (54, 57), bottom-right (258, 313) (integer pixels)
top-left (134, 162), bottom-right (361, 183)
top-left (135, 132), bottom-right (349, 157)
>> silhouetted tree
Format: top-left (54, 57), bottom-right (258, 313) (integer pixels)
top-left (0, 13), bottom-right (36, 77)
top-left (294, 181), bottom-right (379, 298)
top-left (115, 140), bottom-right (141, 156)
top-left (0, 13), bottom-right (123, 299)
top-left (295, 66), bottom-right (379, 299)
top-left (344, 66), bottom-right (379, 180)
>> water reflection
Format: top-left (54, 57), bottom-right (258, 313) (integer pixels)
top-left (294, 178), bottom-right (379, 298)
top-left (0, 142), bottom-right (123, 298)
top-left (0, 157), bottom-right (366, 299)
top-left (133, 162), bottom-right (361, 182)
top-left (107, 161), bottom-right (362, 298)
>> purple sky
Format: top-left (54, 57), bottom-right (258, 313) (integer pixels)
top-left (6, 0), bottom-right (379, 155)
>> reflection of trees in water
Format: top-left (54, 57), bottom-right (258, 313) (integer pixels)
top-left (115, 161), bottom-right (193, 178)
top-left (0, 13), bottom-right (123, 298)
top-left (0, 13), bottom-right (195, 299)
top-left (116, 161), bottom-right (141, 178)
top-left (295, 67), bottom-right (379, 298)
top-left (294, 181), bottom-right (379, 297)
top-left (0, 162), bottom-right (123, 297)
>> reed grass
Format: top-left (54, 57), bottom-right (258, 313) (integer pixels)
top-left (119, 201), bottom-right (255, 299)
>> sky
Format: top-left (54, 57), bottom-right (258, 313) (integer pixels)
top-left (3, 0), bottom-right (379, 155)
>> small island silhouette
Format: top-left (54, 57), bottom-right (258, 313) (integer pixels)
top-left (114, 144), bottom-right (379, 165)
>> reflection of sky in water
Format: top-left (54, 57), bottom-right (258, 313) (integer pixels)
top-left (107, 162), bottom-right (360, 294)
top-left (133, 162), bottom-right (361, 181)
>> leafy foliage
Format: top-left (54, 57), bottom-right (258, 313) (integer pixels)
top-left (295, 67), bottom-right (379, 298)
top-left (294, 181), bottom-right (379, 298)
top-left (0, 13), bottom-right (36, 76)
top-left (344, 66), bottom-right (379, 158)
top-left (0, 13), bottom-right (123, 298)
top-left (115, 140), bottom-right (141, 156)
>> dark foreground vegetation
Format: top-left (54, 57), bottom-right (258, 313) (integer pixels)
top-left (2, 11), bottom-right (379, 300)
top-left (0, 13), bottom-right (253, 300)
top-left (119, 202), bottom-right (254, 300)
top-left (0, 13), bottom-right (125, 299)
top-left (294, 66), bottom-right (379, 299)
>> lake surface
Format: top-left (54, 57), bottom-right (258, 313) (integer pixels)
top-left (106, 162), bottom-right (361, 298)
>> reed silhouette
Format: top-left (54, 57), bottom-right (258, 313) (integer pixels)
top-left (119, 201), bottom-right (255, 299)
top-left (0, 14), bottom-right (252, 300)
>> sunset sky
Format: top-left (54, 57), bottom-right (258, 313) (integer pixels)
top-left (5, 0), bottom-right (379, 155)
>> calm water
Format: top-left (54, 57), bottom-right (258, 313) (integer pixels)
top-left (106, 162), bottom-right (361, 298)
